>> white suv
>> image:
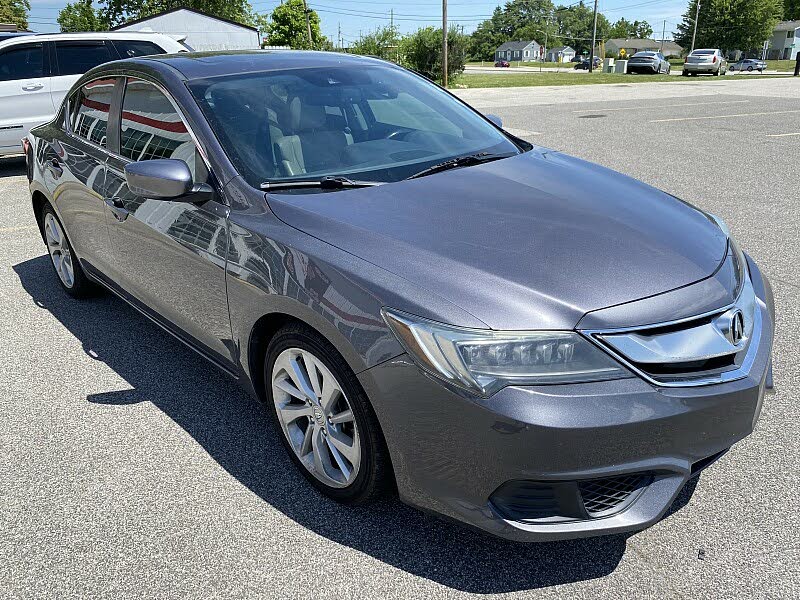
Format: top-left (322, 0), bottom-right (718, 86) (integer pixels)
top-left (0, 32), bottom-right (187, 157)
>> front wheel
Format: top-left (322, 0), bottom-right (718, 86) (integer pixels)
top-left (265, 322), bottom-right (393, 504)
top-left (41, 204), bottom-right (95, 298)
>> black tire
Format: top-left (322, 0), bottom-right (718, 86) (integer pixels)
top-left (40, 203), bottom-right (95, 298)
top-left (747, 66), bottom-right (753, 72)
top-left (264, 322), bottom-right (393, 504)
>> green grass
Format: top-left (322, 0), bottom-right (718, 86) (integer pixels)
top-left (452, 71), bottom-right (786, 89)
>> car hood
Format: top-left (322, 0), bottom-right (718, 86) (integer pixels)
top-left (266, 149), bottom-right (728, 330)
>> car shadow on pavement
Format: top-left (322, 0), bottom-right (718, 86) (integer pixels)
top-left (0, 156), bottom-right (26, 178)
top-left (13, 255), bottom-right (698, 593)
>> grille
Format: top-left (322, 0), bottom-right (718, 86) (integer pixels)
top-left (578, 473), bottom-right (651, 516)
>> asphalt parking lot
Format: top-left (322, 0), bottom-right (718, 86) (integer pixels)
top-left (2, 77), bottom-right (798, 598)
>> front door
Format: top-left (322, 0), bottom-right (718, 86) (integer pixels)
top-left (102, 76), bottom-right (235, 369)
top-left (0, 42), bottom-right (52, 154)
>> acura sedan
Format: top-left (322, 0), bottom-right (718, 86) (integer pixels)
top-left (26, 51), bottom-right (774, 542)
top-left (626, 51), bottom-right (670, 74)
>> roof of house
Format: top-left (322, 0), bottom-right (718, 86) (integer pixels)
top-left (111, 7), bottom-right (258, 33)
top-left (496, 40), bottom-right (538, 52)
top-left (659, 41), bottom-right (683, 52)
top-left (548, 46), bottom-right (574, 53)
top-left (774, 20), bottom-right (800, 32)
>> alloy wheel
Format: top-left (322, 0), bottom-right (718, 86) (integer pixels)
top-left (271, 347), bottom-right (361, 488)
top-left (44, 212), bottom-right (75, 288)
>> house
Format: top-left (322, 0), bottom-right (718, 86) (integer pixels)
top-left (545, 46), bottom-right (576, 62)
top-left (112, 7), bottom-right (260, 51)
top-left (606, 38), bottom-right (683, 58)
top-left (494, 40), bottom-right (541, 63)
top-left (768, 20), bottom-right (799, 60)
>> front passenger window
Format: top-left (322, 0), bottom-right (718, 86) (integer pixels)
top-left (120, 78), bottom-right (206, 181)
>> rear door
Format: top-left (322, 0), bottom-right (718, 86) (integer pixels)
top-left (50, 40), bottom-right (117, 122)
top-left (102, 76), bottom-right (234, 369)
top-left (0, 42), bottom-right (52, 154)
top-left (52, 76), bottom-right (118, 277)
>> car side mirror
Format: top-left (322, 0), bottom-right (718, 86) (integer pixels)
top-left (485, 114), bottom-right (503, 128)
top-left (124, 159), bottom-right (212, 202)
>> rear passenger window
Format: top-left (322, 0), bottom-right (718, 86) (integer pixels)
top-left (55, 42), bottom-right (113, 76)
top-left (112, 40), bottom-right (165, 59)
top-left (0, 44), bottom-right (44, 81)
top-left (120, 78), bottom-right (206, 181)
top-left (69, 78), bottom-right (115, 148)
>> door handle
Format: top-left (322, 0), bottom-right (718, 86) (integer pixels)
top-left (46, 158), bottom-right (63, 178)
top-left (104, 197), bottom-right (129, 222)
top-left (22, 82), bottom-right (44, 91)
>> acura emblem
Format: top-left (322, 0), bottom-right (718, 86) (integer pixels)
top-left (728, 309), bottom-right (745, 345)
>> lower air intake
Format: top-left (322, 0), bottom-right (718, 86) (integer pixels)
top-left (578, 473), bottom-right (652, 517)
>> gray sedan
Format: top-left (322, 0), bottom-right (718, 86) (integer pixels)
top-left (627, 51), bottom-right (671, 74)
top-left (25, 51), bottom-right (774, 542)
top-left (730, 58), bottom-right (767, 72)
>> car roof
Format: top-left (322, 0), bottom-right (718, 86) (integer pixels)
top-left (128, 50), bottom-right (396, 81)
top-left (0, 31), bottom-right (181, 50)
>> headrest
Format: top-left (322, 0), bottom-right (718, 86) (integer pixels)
top-left (289, 96), bottom-right (327, 132)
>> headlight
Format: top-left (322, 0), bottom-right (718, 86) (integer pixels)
top-left (382, 309), bottom-right (631, 396)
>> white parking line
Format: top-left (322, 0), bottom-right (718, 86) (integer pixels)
top-left (572, 100), bottom-right (749, 113)
top-left (649, 110), bottom-right (800, 123)
top-left (766, 132), bottom-right (800, 138)
top-left (504, 128), bottom-right (542, 137)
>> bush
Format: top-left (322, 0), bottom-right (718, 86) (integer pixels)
top-left (399, 27), bottom-right (467, 83)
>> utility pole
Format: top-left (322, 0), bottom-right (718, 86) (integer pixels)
top-left (390, 8), bottom-right (394, 31)
top-left (302, 0), bottom-right (313, 49)
top-left (338, 22), bottom-right (341, 50)
top-left (691, 0), bottom-right (700, 52)
top-left (589, 0), bottom-right (598, 73)
top-left (442, 0), bottom-right (448, 87)
top-left (660, 20), bottom-right (665, 53)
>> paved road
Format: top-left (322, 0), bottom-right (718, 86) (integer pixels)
top-left (2, 77), bottom-right (799, 598)
top-left (465, 64), bottom-right (789, 76)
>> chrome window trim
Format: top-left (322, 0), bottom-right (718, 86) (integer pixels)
top-left (580, 282), bottom-right (765, 388)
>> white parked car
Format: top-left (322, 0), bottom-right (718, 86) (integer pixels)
top-left (0, 32), bottom-right (187, 157)
top-left (682, 48), bottom-right (728, 76)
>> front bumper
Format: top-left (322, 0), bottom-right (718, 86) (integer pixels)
top-left (359, 262), bottom-right (774, 542)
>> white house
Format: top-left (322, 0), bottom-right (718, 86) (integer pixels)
top-left (768, 20), bottom-right (799, 60)
top-left (545, 46), bottom-right (576, 62)
top-left (112, 7), bottom-right (260, 52)
top-left (495, 40), bottom-right (541, 63)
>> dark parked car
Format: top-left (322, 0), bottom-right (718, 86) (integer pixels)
top-left (627, 51), bottom-right (671, 74)
top-left (26, 51), bottom-right (774, 542)
top-left (574, 56), bottom-right (602, 70)
top-left (730, 58), bottom-right (767, 72)
top-left (494, 60), bottom-right (510, 67)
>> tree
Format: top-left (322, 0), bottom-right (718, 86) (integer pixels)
top-left (608, 18), bottom-right (653, 39)
top-left (350, 26), bottom-right (400, 61)
top-left (785, 0), bottom-right (799, 19)
top-left (98, 0), bottom-right (258, 30)
top-left (674, 0), bottom-right (782, 52)
top-left (399, 27), bottom-right (467, 83)
top-left (58, 0), bottom-right (108, 32)
top-left (261, 0), bottom-right (329, 49)
top-left (555, 2), bottom-right (610, 54)
top-left (0, 0), bottom-right (30, 30)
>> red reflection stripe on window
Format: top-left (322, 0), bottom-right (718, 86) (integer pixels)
top-left (121, 110), bottom-right (188, 133)
top-left (81, 97), bottom-right (110, 113)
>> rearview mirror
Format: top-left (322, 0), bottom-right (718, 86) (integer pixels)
top-left (485, 114), bottom-right (503, 128)
top-left (124, 159), bottom-right (210, 202)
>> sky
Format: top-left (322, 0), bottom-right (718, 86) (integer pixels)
top-left (26, 0), bottom-right (692, 43)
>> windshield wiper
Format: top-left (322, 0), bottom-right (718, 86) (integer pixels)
top-left (405, 152), bottom-right (515, 180)
top-left (261, 175), bottom-right (384, 191)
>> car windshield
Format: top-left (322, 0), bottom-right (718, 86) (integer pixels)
top-left (632, 52), bottom-right (655, 57)
top-left (188, 65), bottom-right (521, 189)
top-left (693, 50), bottom-right (715, 55)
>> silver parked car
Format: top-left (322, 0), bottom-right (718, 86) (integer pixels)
top-left (682, 48), bottom-right (728, 76)
top-left (730, 58), bottom-right (767, 72)
top-left (627, 51), bottom-right (671, 74)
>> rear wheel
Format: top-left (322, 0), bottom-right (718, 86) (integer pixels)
top-left (41, 204), bottom-right (94, 298)
top-left (747, 65), bottom-right (753, 72)
top-left (265, 322), bottom-right (392, 504)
